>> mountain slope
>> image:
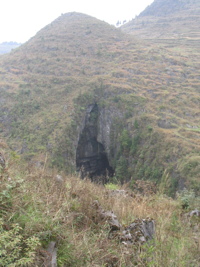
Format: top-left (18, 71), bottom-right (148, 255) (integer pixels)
top-left (140, 0), bottom-right (199, 17)
top-left (1, 142), bottom-right (199, 266)
top-left (122, 0), bottom-right (200, 38)
top-left (0, 12), bottom-right (199, 195)
top-left (121, 0), bottom-right (200, 62)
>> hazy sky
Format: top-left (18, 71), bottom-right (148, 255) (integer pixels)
top-left (0, 0), bottom-right (154, 43)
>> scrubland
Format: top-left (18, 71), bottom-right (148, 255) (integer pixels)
top-left (1, 141), bottom-right (199, 266)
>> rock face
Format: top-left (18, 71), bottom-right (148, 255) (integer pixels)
top-left (97, 105), bottom-right (124, 161)
top-left (76, 104), bottom-right (113, 181)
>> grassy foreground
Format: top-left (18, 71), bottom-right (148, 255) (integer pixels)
top-left (0, 143), bottom-right (199, 266)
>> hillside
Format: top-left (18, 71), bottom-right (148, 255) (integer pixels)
top-left (122, 0), bottom-right (200, 38)
top-left (121, 0), bottom-right (200, 62)
top-left (0, 12), bottom-right (200, 195)
top-left (0, 141), bottom-right (199, 266)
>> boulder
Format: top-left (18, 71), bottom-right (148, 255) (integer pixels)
top-left (93, 200), bottom-right (121, 231)
top-left (121, 218), bottom-right (155, 245)
top-left (189, 210), bottom-right (200, 217)
top-left (93, 200), bottom-right (155, 245)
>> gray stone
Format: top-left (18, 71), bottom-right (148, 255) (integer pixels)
top-left (55, 175), bottom-right (64, 183)
top-left (122, 218), bottom-right (155, 243)
top-left (93, 200), bottom-right (155, 245)
top-left (46, 241), bottom-right (57, 267)
top-left (93, 200), bottom-right (121, 231)
top-left (189, 210), bottom-right (200, 217)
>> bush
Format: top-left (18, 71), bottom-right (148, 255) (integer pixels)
top-left (177, 188), bottom-right (196, 209)
top-left (0, 219), bottom-right (40, 266)
top-left (119, 129), bottom-right (131, 152)
top-left (115, 156), bottom-right (130, 183)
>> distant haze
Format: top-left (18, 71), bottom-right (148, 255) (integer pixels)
top-left (0, 0), bottom-right (154, 43)
top-left (0, 42), bottom-right (21, 54)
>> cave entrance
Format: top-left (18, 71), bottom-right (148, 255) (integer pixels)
top-left (76, 103), bottom-right (113, 182)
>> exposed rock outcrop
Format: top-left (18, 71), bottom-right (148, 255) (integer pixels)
top-left (97, 106), bottom-right (124, 160)
top-left (76, 104), bottom-right (113, 181)
top-left (93, 200), bottom-right (122, 231)
top-left (93, 200), bottom-right (155, 246)
top-left (120, 218), bottom-right (155, 245)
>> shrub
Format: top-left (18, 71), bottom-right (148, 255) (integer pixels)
top-left (177, 188), bottom-right (196, 209)
top-left (0, 219), bottom-right (40, 266)
top-left (115, 156), bottom-right (130, 183)
top-left (119, 129), bottom-right (131, 152)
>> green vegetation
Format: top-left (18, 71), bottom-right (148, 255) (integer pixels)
top-left (0, 145), bottom-right (199, 266)
top-left (0, 3), bottom-right (199, 266)
top-left (0, 9), bottom-right (199, 195)
top-left (115, 155), bottom-right (129, 183)
top-left (0, 220), bottom-right (40, 266)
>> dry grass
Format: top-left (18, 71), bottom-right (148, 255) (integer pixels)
top-left (1, 150), bottom-right (199, 266)
top-left (0, 12), bottom-right (199, 193)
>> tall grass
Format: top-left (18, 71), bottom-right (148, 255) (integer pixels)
top-left (0, 153), bottom-right (199, 266)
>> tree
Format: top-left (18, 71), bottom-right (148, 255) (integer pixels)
top-left (115, 156), bottom-right (129, 183)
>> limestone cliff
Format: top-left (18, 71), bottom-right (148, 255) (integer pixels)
top-left (76, 103), bottom-right (113, 181)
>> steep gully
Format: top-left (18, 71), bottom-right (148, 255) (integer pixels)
top-left (76, 103), bottom-right (113, 182)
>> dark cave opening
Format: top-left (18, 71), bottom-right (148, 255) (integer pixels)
top-left (76, 104), bottom-right (113, 182)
